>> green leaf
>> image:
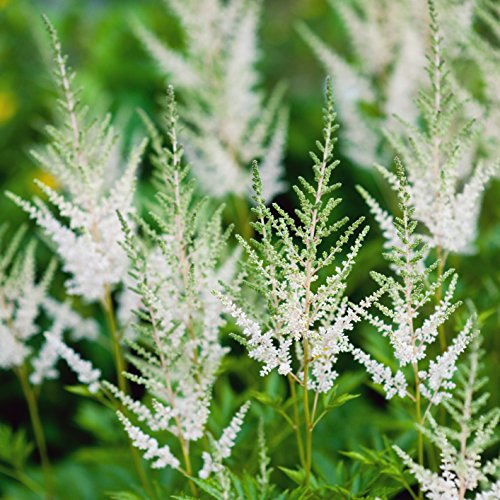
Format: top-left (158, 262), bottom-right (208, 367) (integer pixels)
top-left (191, 477), bottom-right (223, 498)
top-left (64, 385), bottom-right (97, 398)
top-left (0, 424), bottom-right (33, 470)
top-left (278, 467), bottom-right (311, 487)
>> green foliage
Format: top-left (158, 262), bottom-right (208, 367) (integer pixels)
top-left (0, 425), bottom-right (33, 471)
top-left (1, 1), bottom-right (499, 499)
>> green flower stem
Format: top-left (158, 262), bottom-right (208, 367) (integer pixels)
top-left (102, 287), bottom-right (154, 498)
top-left (16, 364), bottom-right (53, 499)
top-left (302, 340), bottom-right (313, 487)
top-left (412, 364), bottom-right (424, 500)
top-left (436, 247), bottom-right (449, 351)
top-left (103, 286), bottom-right (128, 394)
top-left (229, 194), bottom-right (253, 241)
top-left (288, 375), bottom-right (305, 468)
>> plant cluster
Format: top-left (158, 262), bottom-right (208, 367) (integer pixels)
top-left (0, 1), bottom-right (498, 499)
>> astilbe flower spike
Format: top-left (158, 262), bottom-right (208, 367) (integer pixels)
top-left (382, 0), bottom-right (496, 255)
top-left (217, 78), bottom-right (370, 484)
top-left (7, 15), bottom-right (145, 302)
top-left (0, 225), bottom-right (97, 380)
top-left (0, 224), bottom-right (98, 496)
top-left (394, 336), bottom-right (500, 499)
top-left (219, 78), bottom-right (368, 392)
top-left (133, 0), bottom-right (287, 199)
top-left (300, 0), bottom-right (500, 175)
top-left (0, 227), bottom-right (54, 370)
top-left (198, 401), bottom-right (251, 479)
top-left (112, 87), bottom-right (248, 482)
top-left (353, 160), bottom-right (477, 408)
top-left (352, 159), bottom-right (480, 495)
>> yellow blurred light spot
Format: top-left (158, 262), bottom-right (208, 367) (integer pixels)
top-left (33, 171), bottom-right (60, 193)
top-left (0, 0), bottom-right (9, 9)
top-left (0, 90), bottom-right (17, 123)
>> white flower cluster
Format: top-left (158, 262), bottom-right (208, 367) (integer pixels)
top-left (299, 0), bottom-right (428, 167)
top-left (395, 411), bottom-right (500, 499)
top-left (8, 16), bottom-right (144, 302)
top-left (112, 87), bottom-right (242, 473)
top-left (381, 1), bottom-right (496, 255)
top-left (215, 294), bottom-right (292, 377)
top-left (393, 132), bottom-right (496, 255)
top-left (352, 349), bottom-right (407, 400)
top-left (308, 310), bottom-right (355, 394)
top-left (134, 0), bottom-right (287, 199)
top-left (450, 0), bottom-right (500, 172)
top-left (219, 80), bottom-right (368, 394)
top-left (30, 298), bottom-right (98, 385)
top-left (357, 184), bottom-right (430, 271)
top-left (104, 382), bottom-right (169, 433)
top-left (395, 335), bottom-right (500, 499)
top-left (418, 318), bottom-right (476, 405)
top-left (353, 162), bottom-right (476, 408)
top-left (303, 1), bottom-right (496, 255)
top-left (117, 411), bottom-right (180, 470)
top-left (0, 238), bottom-right (49, 370)
top-left (118, 234), bottom-right (234, 442)
top-left (301, 0), bottom-right (499, 170)
top-left (199, 401), bottom-right (251, 479)
top-left (0, 229), bottom-right (97, 383)
top-left (47, 335), bottom-right (101, 393)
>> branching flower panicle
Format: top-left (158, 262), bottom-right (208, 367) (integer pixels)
top-left (199, 401), bottom-right (251, 479)
top-left (383, 1), bottom-right (496, 254)
top-left (395, 335), bottom-right (500, 499)
top-left (300, 0), bottom-right (500, 175)
top-left (353, 161), bottom-right (477, 409)
top-left (8, 16), bottom-right (145, 302)
top-left (218, 78), bottom-right (368, 394)
top-left (0, 227), bottom-right (53, 370)
top-left (217, 78), bottom-right (371, 486)
top-left (112, 86), bottom-right (244, 478)
top-left (0, 225), bottom-right (97, 379)
top-left (134, 0), bottom-right (287, 198)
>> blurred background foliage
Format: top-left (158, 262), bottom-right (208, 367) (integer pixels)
top-left (1, 0), bottom-right (499, 498)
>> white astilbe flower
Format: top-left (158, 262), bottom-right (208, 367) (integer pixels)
top-left (298, 22), bottom-right (380, 168)
top-left (199, 401), bottom-right (251, 479)
top-left (30, 298), bottom-right (98, 385)
top-left (476, 481), bottom-right (500, 500)
top-left (419, 317), bottom-right (477, 406)
top-left (8, 16), bottom-right (144, 302)
top-left (215, 294), bottom-right (289, 377)
top-left (458, 0), bottom-right (500, 169)
top-left (0, 230), bottom-right (52, 370)
top-left (134, 0), bottom-right (287, 199)
top-left (113, 88), bottom-right (238, 472)
top-left (353, 162), bottom-right (475, 408)
top-left (395, 336), bottom-right (500, 499)
top-left (0, 224), bottom-right (100, 390)
top-left (117, 412), bottom-right (180, 470)
top-left (300, 0), bottom-right (500, 173)
top-left (308, 307), bottom-right (355, 393)
top-left (383, 2), bottom-right (496, 255)
top-left (352, 349), bottom-right (407, 400)
top-left (48, 335), bottom-right (101, 393)
top-left (103, 382), bottom-right (159, 431)
top-left (356, 185), bottom-right (431, 272)
top-left (218, 80), bottom-right (368, 394)
top-left (299, 0), bottom-right (426, 167)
